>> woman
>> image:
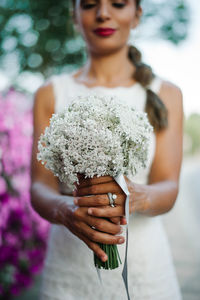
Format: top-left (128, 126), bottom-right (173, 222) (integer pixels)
top-left (31, 0), bottom-right (183, 299)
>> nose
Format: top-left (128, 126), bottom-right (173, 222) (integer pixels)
top-left (96, 3), bottom-right (111, 22)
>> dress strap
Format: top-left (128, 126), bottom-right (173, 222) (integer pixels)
top-left (148, 76), bottom-right (163, 95)
top-left (48, 74), bottom-right (70, 114)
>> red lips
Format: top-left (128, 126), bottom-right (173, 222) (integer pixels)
top-left (94, 27), bottom-right (116, 36)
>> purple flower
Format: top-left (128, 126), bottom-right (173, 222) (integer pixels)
top-left (14, 272), bottom-right (33, 287)
top-left (0, 192), bottom-right (9, 204)
top-left (0, 245), bottom-right (18, 267)
top-left (10, 284), bottom-right (21, 296)
top-left (0, 177), bottom-right (7, 194)
top-left (0, 88), bottom-right (50, 298)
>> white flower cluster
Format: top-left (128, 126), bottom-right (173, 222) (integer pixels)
top-left (37, 94), bottom-right (153, 190)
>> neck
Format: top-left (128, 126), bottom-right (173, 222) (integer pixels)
top-left (76, 45), bottom-right (136, 87)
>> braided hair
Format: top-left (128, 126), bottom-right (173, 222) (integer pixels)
top-left (71, 0), bottom-right (168, 131)
top-left (128, 44), bottom-right (168, 130)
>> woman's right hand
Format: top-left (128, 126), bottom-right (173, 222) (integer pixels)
top-left (54, 198), bottom-right (125, 262)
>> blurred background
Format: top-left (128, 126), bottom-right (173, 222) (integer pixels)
top-left (0, 0), bottom-right (199, 299)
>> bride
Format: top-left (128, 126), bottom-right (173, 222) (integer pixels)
top-left (31, 0), bottom-right (183, 299)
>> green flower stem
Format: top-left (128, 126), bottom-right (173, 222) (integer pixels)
top-left (94, 243), bottom-right (122, 270)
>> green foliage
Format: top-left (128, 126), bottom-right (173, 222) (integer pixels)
top-left (184, 114), bottom-right (200, 154)
top-left (0, 0), bottom-right (190, 78)
top-left (0, 0), bottom-right (85, 77)
top-left (142, 0), bottom-right (189, 44)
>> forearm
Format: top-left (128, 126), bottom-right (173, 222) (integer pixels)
top-left (129, 180), bottom-right (179, 217)
top-left (30, 181), bottom-right (71, 224)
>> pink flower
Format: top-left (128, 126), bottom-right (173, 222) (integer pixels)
top-left (0, 87), bottom-right (50, 298)
top-left (0, 177), bottom-right (7, 194)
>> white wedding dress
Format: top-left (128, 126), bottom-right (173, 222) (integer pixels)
top-left (40, 71), bottom-right (182, 300)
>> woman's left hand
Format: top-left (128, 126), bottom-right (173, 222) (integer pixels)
top-left (73, 174), bottom-right (129, 224)
top-left (74, 174), bottom-right (150, 221)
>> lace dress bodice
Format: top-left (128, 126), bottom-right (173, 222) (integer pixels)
top-left (40, 71), bottom-right (182, 300)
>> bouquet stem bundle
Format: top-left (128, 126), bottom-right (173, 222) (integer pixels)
top-left (94, 243), bottom-right (122, 270)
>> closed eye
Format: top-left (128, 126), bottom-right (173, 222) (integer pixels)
top-left (82, 2), bottom-right (126, 10)
top-left (82, 4), bottom-right (96, 9)
top-left (112, 3), bottom-right (126, 8)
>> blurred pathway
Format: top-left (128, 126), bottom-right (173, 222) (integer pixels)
top-left (162, 155), bottom-right (200, 300)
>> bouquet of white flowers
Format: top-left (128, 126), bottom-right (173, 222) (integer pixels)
top-left (37, 93), bottom-right (152, 270)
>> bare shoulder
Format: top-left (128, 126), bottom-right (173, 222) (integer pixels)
top-left (34, 80), bottom-right (55, 116)
top-left (158, 79), bottom-right (183, 113)
top-left (31, 80), bottom-right (58, 187)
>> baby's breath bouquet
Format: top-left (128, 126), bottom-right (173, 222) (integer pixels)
top-left (37, 94), bottom-right (152, 270)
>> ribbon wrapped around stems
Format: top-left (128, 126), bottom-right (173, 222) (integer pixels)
top-left (95, 173), bottom-right (131, 300)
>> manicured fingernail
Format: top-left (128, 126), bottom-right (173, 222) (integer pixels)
top-left (74, 198), bottom-right (78, 205)
top-left (122, 218), bottom-right (127, 225)
top-left (102, 255), bottom-right (107, 262)
top-left (88, 208), bottom-right (93, 215)
top-left (118, 238), bottom-right (124, 244)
